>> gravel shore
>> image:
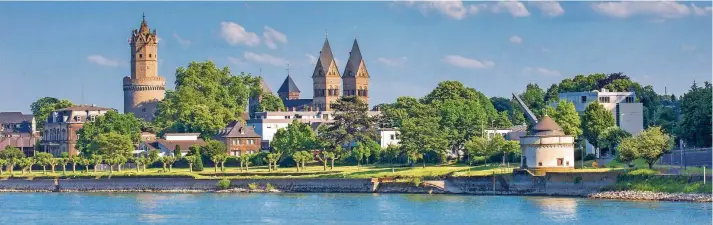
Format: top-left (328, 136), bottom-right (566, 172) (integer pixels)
top-left (589, 191), bottom-right (712, 202)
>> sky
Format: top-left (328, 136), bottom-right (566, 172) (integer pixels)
top-left (0, 1), bottom-right (711, 113)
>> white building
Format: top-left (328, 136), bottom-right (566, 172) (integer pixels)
top-left (247, 111), bottom-right (382, 149)
top-left (555, 88), bottom-right (644, 157)
top-left (484, 125), bottom-right (528, 141)
top-left (378, 128), bottom-right (401, 149)
top-left (520, 116), bottom-right (575, 174)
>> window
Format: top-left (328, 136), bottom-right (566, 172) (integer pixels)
top-left (625, 97), bottom-right (634, 103)
top-left (580, 96), bottom-right (587, 103)
top-left (599, 97), bottom-right (610, 103)
top-left (538, 162), bottom-right (542, 166)
top-left (139, 54), bottom-right (143, 58)
top-left (566, 161), bottom-right (570, 166)
top-left (390, 134), bottom-right (395, 140)
top-left (149, 54), bottom-right (152, 58)
top-left (557, 158), bottom-right (564, 166)
top-left (232, 139), bottom-right (237, 145)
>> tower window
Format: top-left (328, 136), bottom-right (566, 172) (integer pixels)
top-left (139, 54), bottom-right (143, 58)
top-left (149, 54), bottom-right (152, 58)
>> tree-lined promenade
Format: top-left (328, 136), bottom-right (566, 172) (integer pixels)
top-left (13, 61), bottom-right (711, 181)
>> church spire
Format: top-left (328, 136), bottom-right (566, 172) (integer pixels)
top-left (139, 13), bottom-right (150, 34)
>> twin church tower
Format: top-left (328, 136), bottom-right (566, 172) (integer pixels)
top-left (122, 16), bottom-right (371, 121)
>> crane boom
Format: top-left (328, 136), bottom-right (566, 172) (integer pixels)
top-left (512, 93), bottom-right (538, 124)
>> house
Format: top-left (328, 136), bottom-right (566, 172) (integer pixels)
top-left (0, 112), bottom-right (36, 134)
top-left (378, 128), bottom-right (401, 149)
top-left (140, 132), bottom-right (156, 141)
top-left (138, 133), bottom-right (207, 157)
top-left (520, 115), bottom-right (575, 174)
top-left (555, 88), bottom-right (644, 157)
top-left (39, 105), bottom-right (113, 156)
top-left (215, 121), bottom-right (261, 156)
top-left (0, 132), bottom-right (37, 156)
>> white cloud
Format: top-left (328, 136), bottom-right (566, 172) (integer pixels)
top-left (87, 55), bottom-right (121, 67)
top-left (243, 52), bottom-right (288, 67)
top-left (523, 67), bottom-right (561, 76)
top-left (691, 3), bottom-right (713, 16)
top-left (509, 36), bottom-right (523, 44)
top-left (591, 1), bottom-right (691, 19)
top-left (227, 56), bottom-right (244, 65)
top-left (405, 1), bottom-right (485, 20)
top-left (220, 22), bottom-right (260, 46)
top-left (490, 1), bottom-right (531, 17)
top-left (377, 57), bottom-right (408, 67)
top-left (306, 53), bottom-right (318, 65)
top-left (173, 33), bottom-right (191, 48)
top-left (263, 26), bottom-right (288, 50)
top-left (442, 55), bottom-right (495, 69)
top-left (530, 1), bottom-right (564, 17)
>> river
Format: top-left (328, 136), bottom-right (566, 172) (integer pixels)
top-left (0, 193), bottom-right (709, 224)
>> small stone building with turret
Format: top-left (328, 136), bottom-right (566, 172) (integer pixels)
top-left (520, 115), bottom-right (575, 174)
top-left (123, 14), bottom-right (166, 121)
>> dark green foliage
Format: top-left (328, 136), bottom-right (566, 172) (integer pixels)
top-left (216, 179), bottom-right (231, 190)
top-left (30, 97), bottom-right (74, 131)
top-left (76, 111), bottom-right (141, 156)
top-left (678, 81), bottom-right (712, 147)
top-left (490, 97), bottom-right (512, 112)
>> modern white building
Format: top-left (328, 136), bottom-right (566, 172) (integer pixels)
top-left (554, 88), bottom-right (644, 157)
top-left (484, 125), bottom-right (528, 141)
top-left (137, 133), bottom-right (207, 157)
top-left (520, 116), bottom-right (575, 174)
top-left (247, 110), bottom-right (382, 149)
top-left (378, 128), bottom-right (401, 149)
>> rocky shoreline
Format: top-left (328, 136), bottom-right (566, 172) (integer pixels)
top-left (588, 191), bottom-right (712, 202)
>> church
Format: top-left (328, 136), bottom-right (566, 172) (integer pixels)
top-left (255, 36), bottom-right (371, 112)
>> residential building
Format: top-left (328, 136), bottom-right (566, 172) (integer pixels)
top-left (248, 111), bottom-right (382, 149)
top-left (0, 132), bottom-right (37, 156)
top-left (40, 105), bottom-right (113, 156)
top-left (140, 132), bottom-right (156, 141)
top-left (215, 121), bottom-right (261, 156)
top-left (520, 116), bottom-right (575, 174)
top-left (138, 133), bottom-right (207, 157)
top-left (0, 112), bottom-right (35, 134)
top-left (378, 128), bottom-right (400, 149)
top-left (123, 14), bottom-right (166, 121)
top-left (555, 88), bottom-right (644, 157)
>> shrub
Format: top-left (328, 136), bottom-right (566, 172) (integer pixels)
top-left (584, 154), bottom-right (596, 161)
top-left (410, 177), bottom-right (422, 187)
top-left (627, 168), bottom-right (658, 176)
top-left (216, 179), bottom-right (231, 190)
top-left (266, 183), bottom-right (275, 191)
top-left (248, 183), bottom-right (258, 190)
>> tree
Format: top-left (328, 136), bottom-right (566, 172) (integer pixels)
top-left (200, 140), bottom-right (227, 159)
top-left (256, 91), bottom-right (286, 112)
top-left (18, 158), bottom-right (34, 175)
top-left (154, 61), bottom-right (255, 138)
top-left (54, 158), bottom-right (66, 174)
top-left (679, 81), bottom-right (712, 147)
top-left (292, 151), bottom-right (304, 171)
top-left (490, 97), bottom-right (512, 112)
top-left (520, 83), bottom-right (546, 119)
top-left (637, 127), bottom-right (673, 169)
top-left (323, 96), bottom-right (378, 150)
top-left (30, 97), bottom-right (74, 131)
top-left (464, 136), bottom-right (489, 165)
top-left (92, 132), bottom-right (134, 157)
top-left (616, 136), bottom-right (639, 166)
top-left (238, 154), bottom-right (252, 171)
top-left (174, 145), bottom-right (182, 158)
top-left (551, 100), bottom-right (582, 137)
top-left (265, 153), bottom-right (281, 171)
top-left (186, 146), bottom-right (203, 171)
top-left (34, 152), bottom-right (53, 174)
top-left (272, 119), bottom-right (318, 163)
top-left (161, 156), bottom-right (178, 172)
top-left (78, 157), bottom-right (91, 173)
top-left (488, 135), bottom-right (506, 165)
top-left (184, 155), bottom-right (198, 172)
top-left (91, 155), bottom-right (103, 173)
top-left (493, 111), bottom-right (513, 128)
top-left (210, 154), bottom-right (228, 172)
top-left (400, 113), bottom-right (447, 167)
top-left (77, 111), bottom-right (141, 156)
top-left (384, 145), bottom-right (402, 168)
top-left (501, 141), bottom-right (520, 166)
top-left (68, 155), bottom-right (80, 173)
top-left (598, 127), bottom-right (631, 156)
top-left (0, 159), bottom-right (6, 175)
top-left (544, 84), bottom-right (559, 104)
top-left (0, 146), bottom-right (25, 174)
top-left (583, 102), bottom-right (615, 156)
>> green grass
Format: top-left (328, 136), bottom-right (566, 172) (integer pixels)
top-left (611, 172), bottom-right (712, 194)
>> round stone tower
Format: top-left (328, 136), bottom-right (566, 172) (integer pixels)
top-left (123, 14), bottom-right (166, 121)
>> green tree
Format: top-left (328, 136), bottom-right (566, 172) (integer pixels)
top-left (598, 127), bottom-right (631, 156)
top-left (154, 61), bottom-right (254, 138)
top-left (184, 155), bottom-right (199, 172)
top-left (238, 154), bottom-right (252, 171)
top-left (678, 81), bottom-right (712, 147)
top-left (400, 112), bottom-right (447, 167)
top-left (30, 97), bottom-right (74, 130)
top-left (0, 146), bottom-right (25, 174)
top-left (520, 83), bottom-right (546, 119)
top-left (501, 140), bottom-right (521, 165)
top-left (18, 158), bottom-right (34, 175)
top-left (91, 155), bottom-right (103, 173)
top-left (200, 140), bottom-right (227, 159)
top-left (322, 96), bottom-right (378, 150)
top-left (210, 153), bottom-right (228, 172)
top-left (67, 155), bottom-right (80, 173)
top-left (76, 111), bottom-right (141, 156)
top-left (637, 127), bottom-right (673, 169)
top-left (616, 136), bottom-right (639, 166)
top-left (92, 132), bottom-right (134, 157)
top-left (544, 84), bottom-right (559, 104)
top-left (256, 91), bottom-right (286, 112)
top-left (493, 111), bottom-right (513, 128)
top-left (464, 136), bottom-right (489, 165)
top-left (265, 153), bottom-right (281, 171)
top-left (488, 135), bottom-right (506, 164)
top-left (0, 159), bottom-right (6, 175)
top-left (34, 152), bottom-right (53, 174)
top-left (271, 119), bottom-right (318, 162)
top-left (173, 145), bottom-right (182, 158)
top-left (187, 145), bottom-right (203, 171)
top-left (551, 100), bottom-right (582, 137)
top-left (490, 97), bottom-right (512, 112)
top-left (583, 102), bottom-right (615, 156)
top-left (384, 145), bottom-right (402, 168)
top-left (78, 157), bottom-right (91, 173)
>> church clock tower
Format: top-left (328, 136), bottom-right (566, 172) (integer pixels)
top-left (123, 14), bottom-right (166, 121)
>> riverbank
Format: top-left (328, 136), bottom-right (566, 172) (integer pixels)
top-left (0, 176), bottom-right (709, 202)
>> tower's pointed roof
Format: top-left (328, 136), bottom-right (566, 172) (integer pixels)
top-left (258, 77), bottom-right (273, 94)
top-left (313, 37), bottom-right (339, 77)
top-left (278, 75), bottom-right (300, 93)
top-left (138, 13), bottom-right (150, 34)
top-left (531, 115), bottom-right (565, 136)
top-left (344, 38), bottom-right (368, 77)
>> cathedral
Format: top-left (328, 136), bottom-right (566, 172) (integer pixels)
top-left (122, 15), bottom-right (166, 121)
top-left (264, 37), bottom-right (370, 112)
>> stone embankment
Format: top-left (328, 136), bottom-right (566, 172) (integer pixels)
top-left (589, 191), bottom-right (712, 202)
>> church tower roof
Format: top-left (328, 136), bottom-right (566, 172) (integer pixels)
top-left (278, 74), bottom-right (300, 94)
top-left (259, 77), bottom-right (273, 94)
top-left (312, 37), bottom-right (339, 77)
top-left (344, 38), bottom-right (368, 78)
top-left (138, 13), bottom-right (151, 34)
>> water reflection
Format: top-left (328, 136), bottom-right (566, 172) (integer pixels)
top-left (138, 213), bottom-right (168, 223)
top-left (529, 197), bottom-right (578, 222)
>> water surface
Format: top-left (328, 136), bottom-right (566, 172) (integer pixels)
top-left (0, 193), bottom-right (710, 224)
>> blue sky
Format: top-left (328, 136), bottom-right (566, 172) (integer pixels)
top-left (0, 1), bottom-right (711, 113)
